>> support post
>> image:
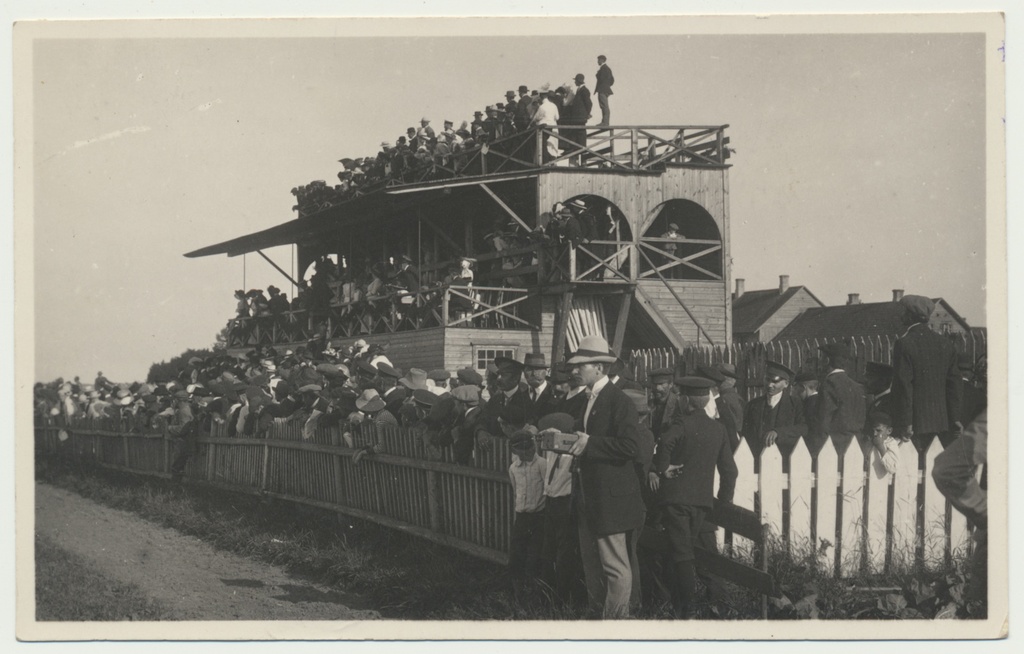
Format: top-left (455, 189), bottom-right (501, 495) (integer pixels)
top-left (426, 470), bottom-right (441, 533)
top-left (552, 290), bottom-right (574, 364)
top-left (122, 432), bottom-right (130, 469)
top-left (611, 292), bottom-right (632, 353)
top-left (329, 427), bottom-right (345, 507)
top-left (255, 250), bottom-right (301, 288)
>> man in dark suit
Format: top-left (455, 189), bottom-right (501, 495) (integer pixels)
top-left (608, 358), bottom-right (642, 391)
top-left (475, 356), bottom-right (531, 445)
top-left (653, 376), bottom-right (738, 619)
top-left (595, 55), bottom-right (615, 126)
top-left (566, 335), bottom-right (645, 619)
top-left (564, 73), bottom-right (593, 163)
top-left (742, 361), bottom-right (807, 456)
top-left (817, 343), bottom-right (867, 453)
top-left (891, 295), bottom-right (963, 448)
top-left (715, 363), bottom-right (746, 451)
top-left (793, 371), bottom-right (824, 454)
top-left (523, 352), bottom-right (559, 424)
top-left (863, 361), bottom-right (894, 432)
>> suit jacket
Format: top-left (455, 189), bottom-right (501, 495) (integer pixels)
top-left (892, 323), bottom-right (962, 433)
top-left (524, 382), bottom-right (560, 425)
top-left (382, 386), bottom-right (407, 418)
top-left (595, 63), bottom-right (615, 96)
top-left (572, 380), bottom-right (646, 536)
top-left (819, 370), bottom-right (866, 437)
top-left (567, 86), bottom-right (593, 124)
top-left (651, 392), bottom-right (682, 443)
top-left (654, 410), bottom-right (737, 508)
top-left (478, 383), bottom-right (531, 436)
top-left (741, 391), bottom-right (807, 453)
top-left (803, 393), bottom-right (825, 453)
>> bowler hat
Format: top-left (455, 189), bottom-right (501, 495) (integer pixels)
top-left (676, 376), bottom-right (716, 396)
top-left (695, 364), bottom-right (726, 384)
top-left (524, 353), bottom-right (548, 369)
top-left (493, 357), bottom-right (525, 375)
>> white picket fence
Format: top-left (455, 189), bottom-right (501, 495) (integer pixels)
top-left (716, 434), bottom-right (971, 577)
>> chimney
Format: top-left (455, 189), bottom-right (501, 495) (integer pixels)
top-left (735, 278), bottom-right (745, 299)
top-left (847, 293), bottom-right (861, 305)
top-left (779, 275), bottom-right (790, 294)
top-left (892, 289), bottom-right (904, 302)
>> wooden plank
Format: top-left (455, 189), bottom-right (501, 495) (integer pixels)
top-left (815, 441), bottom-right (839, 576)
top-left (923, 437), bottom-right (946, 567)
top-left (865, 441), bottom-right (891, 574)
top-left (706, 499), bottom-right (762, 543)
top-left (759, 444), bottom-right (785, 539)
top-left (610, 292), bottom-right (632, 353)
top-left (789, 438), bottom-right (813, 555)
top-left (837, 441), bottom-right (865, 577)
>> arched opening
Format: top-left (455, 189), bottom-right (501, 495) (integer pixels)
top-left (551, 194), bottom-right (632, 281)
top-left (638, 199), bottom-right (723, 280)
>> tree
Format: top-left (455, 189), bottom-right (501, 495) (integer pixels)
top-left (146, 347), bottom-right (215, 384)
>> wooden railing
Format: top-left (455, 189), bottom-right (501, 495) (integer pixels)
top-left (228, 284), bottom-right (539, 347)
top-left (378, 125), bottom-right (730, 187)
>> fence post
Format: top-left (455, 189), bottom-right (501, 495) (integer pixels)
top-left (207, 438), bottom-right (216, 482)
top-left (162, 422), bottom-right (170, 475)
top-left (426, 470), bottom-right (442, 533)
top-left (329, 426), bottom-right (345, 507)
top-left (122, 432), bottom-right (130, 470)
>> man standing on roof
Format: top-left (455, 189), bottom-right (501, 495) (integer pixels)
top-left (566, 335), bottom-right (645, 619)
top-left (891, 294), bottom-right (962, 448)
top-left (595, 55), bottom-right (615, 127)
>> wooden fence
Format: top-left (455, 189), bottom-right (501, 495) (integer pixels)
top-left (36, 403), bottom-right (974, 579)
top-left (630, 331), bottom-right (987, 404)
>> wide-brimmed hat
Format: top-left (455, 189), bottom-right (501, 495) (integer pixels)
top-left (399, 368), bottom-right (428, 390)
top-left (377, 363), bottom-right (402, 380)
top-left (493, 357), bottom-right (525, 375)
top-left (566, 335), bottom-right (617, 365)
top-left (413, 389), bottom-right (439, 409)
top-left (297, 383), bottom-right (323, 394)
top-left (695, 364), bottom-right (726, 384)
top-left (356, 359), bottom-right (379, 377)
top-left (355, 389), bottom-right (385, 413)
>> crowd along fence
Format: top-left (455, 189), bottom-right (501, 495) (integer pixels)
top-left (36, 404), bottom-right (975, 579)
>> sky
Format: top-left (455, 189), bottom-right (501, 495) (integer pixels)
top-left (26, 21), bottom-right (994, 383)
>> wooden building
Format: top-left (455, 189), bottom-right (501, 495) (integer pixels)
top-left (186, 124), bottom-right (735, 372)
top-left (731, 275), bottom-right (825, 343)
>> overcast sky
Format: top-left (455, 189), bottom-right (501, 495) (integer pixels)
top-left (27, 22), bottom-right (993, 382)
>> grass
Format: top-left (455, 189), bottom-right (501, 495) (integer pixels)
top-left (35, 457), bottom-right (767, 620)
top-left (35, 533), bottom-right (171, 621)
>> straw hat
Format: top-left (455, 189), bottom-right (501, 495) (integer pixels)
top-left (566, 335), bottom-right (617, 365)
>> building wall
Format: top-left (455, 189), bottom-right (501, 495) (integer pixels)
top-left (929, 304), bottom-right (969, 336)
top-left (635, 279), bottom-right (727, 347)
top-left (758, 289), bottom-right (824, 342)
top-left (443, 295), bottom-right (559, 370)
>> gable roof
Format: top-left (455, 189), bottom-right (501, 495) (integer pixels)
top-left (732, 286), bottom-right (822, 335)
top-left (773, 297), bottom-right (969, 340)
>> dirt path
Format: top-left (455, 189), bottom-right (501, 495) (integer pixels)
top-left (34, 482), bottom-right (380, 621)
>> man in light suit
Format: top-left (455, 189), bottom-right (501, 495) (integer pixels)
top-left (566, 334), bottom-right (645, 619)
top-left (891, 294), bottom-right (963, 449)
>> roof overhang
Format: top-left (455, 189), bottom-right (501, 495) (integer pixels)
top-left (184, 173), bottom-right (539, 259)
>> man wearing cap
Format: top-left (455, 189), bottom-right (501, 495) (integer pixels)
top-left (742, 361), bottom-right (806, 453)
top-left (426, 369), bottom-right (451, 396)
top-left (595, 55), bottom-right (615, 126)
top-left (523, 353), bottom-right (558, 423)
top-left (476, 357), bottom-right (531, 445)
top-left (715, 363), bottom-right (745, 450)
top-left (608, 358), bottom-right (642, 391)
top-left (817, 342), bottom-right (866, 453)
top-left (566, 335), bottom-right (645, 619)
top-left (891, 294), bottom-right (962, 448)
top-left (351, 389), bottom-right (399, 465)
top-left (654, 376), bottom-right (738, 619)
top-left (452, 366), bottom-right (484, 391)
top-left (648, 368), bottom-right (680, 442)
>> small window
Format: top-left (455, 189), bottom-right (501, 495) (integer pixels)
top-left (475, 346), bottom-right (517, 372)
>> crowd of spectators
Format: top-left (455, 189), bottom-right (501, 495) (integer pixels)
top-left (290, 75), bottom-right (598, 217)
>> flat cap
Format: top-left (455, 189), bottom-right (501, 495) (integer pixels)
top-left (900, 295), bottom-right (935, 322)
top-left (456, 367), bottom-right (483, 386)
top-left (675, 376), bottom-right (716, 396)
top-left (765, 361), bottom-right (795, 382)
top-left (647, 368), bottom-right (675, 385)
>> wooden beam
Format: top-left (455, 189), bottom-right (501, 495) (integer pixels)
top-left (638, 247), bottom-right (717, 345)
top-left (255, 250), bottom-right (300, 288)
top-left (611, 292), bottom-right (632, 353)
top-left (552, 290), bottom-right (574, 363)
top-left (633, 284), bottom-right (689, 350)
top-left (420, 213), bottom-right (465, 256)
top-left (480, 184), bottom-right (532, 232)
top-left (638, 527), bottom-right (776, 597)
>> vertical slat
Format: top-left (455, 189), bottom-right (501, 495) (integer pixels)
top-left (923, 438), bottom-right (947, 568)
top-left (815, 440), bottom-right (839, 576)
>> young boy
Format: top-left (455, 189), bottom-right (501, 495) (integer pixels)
top-left (508, 427), bottom-right (547, 580)
top-left (869, 411), bottom-right (901, 475)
